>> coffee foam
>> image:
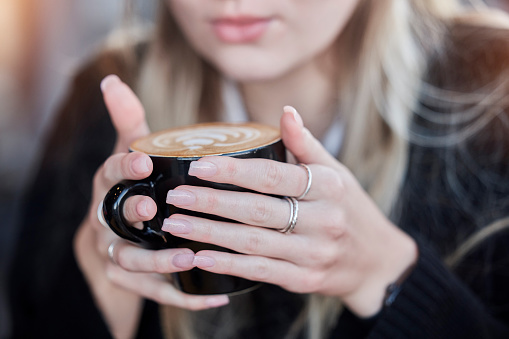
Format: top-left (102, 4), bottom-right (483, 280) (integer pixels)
top-left (130, 122), bottom-right (281, 157)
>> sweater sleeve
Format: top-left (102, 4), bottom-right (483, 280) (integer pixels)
top-left (369, 242), bottom-right (509, 339)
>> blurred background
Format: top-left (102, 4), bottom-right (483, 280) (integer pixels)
top-left (0, 1), bottom-right (155, 337)
top-left (0, 1), bottom-right (507, 338)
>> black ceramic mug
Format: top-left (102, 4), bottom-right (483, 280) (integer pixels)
top-left (102, 122), bottom-right (286, 295)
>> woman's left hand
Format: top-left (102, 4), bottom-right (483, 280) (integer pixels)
top-left (162, 106), bottom-right (418, 317)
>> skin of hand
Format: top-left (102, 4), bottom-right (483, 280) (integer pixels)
top-left (73, 75), bottom-right (230, 339)
top-left (162, 106), bottom-right (419, 317)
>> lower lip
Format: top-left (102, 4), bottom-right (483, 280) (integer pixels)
top-left (212, 19), bottom-right (271, 43)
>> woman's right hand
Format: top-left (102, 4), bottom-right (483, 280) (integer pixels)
top-left (73, 75), bottom-right (229, 339)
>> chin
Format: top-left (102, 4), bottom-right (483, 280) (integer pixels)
top-left (222, 68), bottom-right (282, 83)
top-left (206, 51), bottom-right (291, 83)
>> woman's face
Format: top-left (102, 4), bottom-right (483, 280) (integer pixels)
top-left (167, 0), bottom-right (361, 82)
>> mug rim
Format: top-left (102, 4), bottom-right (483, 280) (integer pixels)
top-left (129, 138), bottom-right (282, 159)
top-left (129, 122), bottom-right (282, 158)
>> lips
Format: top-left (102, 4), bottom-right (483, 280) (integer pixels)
top-left (211, 16), bottom-right (271, 43)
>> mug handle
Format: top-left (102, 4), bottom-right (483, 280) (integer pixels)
top-left (102, 180), bottom-right (169, 249)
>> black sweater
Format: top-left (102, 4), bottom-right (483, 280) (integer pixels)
top-left (8, 24), bottom-right (509, 338)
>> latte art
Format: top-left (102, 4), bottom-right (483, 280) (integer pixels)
top-left (130, 122), bottom-right (280, 157)
top-left (152, 126), bottom-right (261, 151)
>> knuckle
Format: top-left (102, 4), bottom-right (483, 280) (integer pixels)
top-left (200, 222), bottom-right (214, 243)
top-left (307, 245), bottom-right (324, 265)
top-left (102, 156), bottom-right (119, 182)
top-left (243, 230), bottom-right (263, 253)
top-left (154, 287), bottom-right (170, 304)
top-left (317, 246), bottom-right (339, 269)
top-left (152, 253), bottom-right (169, 274)
top-left (249, 200), bottom-right (272, 225)
top-left (251, 258), bottom-right (270, 281)
top-left (122, 199), bottom-right (138, 223)
top-left (221, 256), bottom-right (235, 275)
top-left (261, 162), bottom-right (285, 190)
top-left (329, 175), bottom-right (346, 201)
top-left (298, 270), bottom-right (323, 293)
top-left (224, 160), bottom-right (240, 180)
top-left (204, 193), bottom-right (219, 212)
top-left (120, 153), bottom-right (135, 178)
top-left (321, 211), bottom-right (347, 240)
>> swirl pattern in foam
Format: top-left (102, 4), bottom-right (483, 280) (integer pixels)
top-left (130, 122), bottom-right (281, 157)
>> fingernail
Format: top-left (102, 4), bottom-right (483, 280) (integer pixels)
top-left (166, 189), bottom-right (196, 205)
top-left (193, 255), bottom-right (216, 268)
top-left (137, 200), bottom-right (150, 217)
top-left (205, 295), bottom-right (229, 308)
top-left (162, 218), bottom-right (193, 234)
top-left (133, 156), bottom-right (150, 174)
top-left (173, 253), bottom-right (195, 269)
top-left (100, 74), bottom-right (121, 91)
top-left (284, 105), bottom-right (303, 127)
top-left (189, 161), bottom-right (217, 177)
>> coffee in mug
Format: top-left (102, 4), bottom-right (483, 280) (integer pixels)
top-left (102, 122), bottom-right (286, 295)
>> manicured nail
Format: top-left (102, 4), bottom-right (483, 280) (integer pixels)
top-left (137, 200), bottom-right (150, 217)
top-left (166, 189), bottom-right (196, 205)
top-left (189, 161), bottom-right (217, 177)
top-left (172, 253), bottom-right (195, 269)
top-left (132, 156), bottom-right (150, 174)
top-left (100, 74), bottom-right (121, 91)
top-left (193, 255), bottom-right (216, 268)
top-left (205, 295), bottom-right (230, 308)
top-left (284, 105), bottom-right (303, 127)
top-left (162, 218), bottom-right (193, 234)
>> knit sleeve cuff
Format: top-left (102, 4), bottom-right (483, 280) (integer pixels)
top-left (369, 244), bottom-right (500, 338)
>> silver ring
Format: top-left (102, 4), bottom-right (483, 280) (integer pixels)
top-left (108, 241), bottom-right (118, 265)
top-left (296, 164), bottom-right (312, 200)
top-left (279, 197), bottom-right (298, 234)
top-left (97, 200), bottom-right (109, 229)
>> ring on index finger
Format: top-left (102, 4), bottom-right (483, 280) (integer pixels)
top-left (296, 164), bottom-right (312, 200)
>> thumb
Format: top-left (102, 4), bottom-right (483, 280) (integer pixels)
top-left (280, 106), bottom-right (340, 169)
top-left (101, 75), bottom-right (150, 153)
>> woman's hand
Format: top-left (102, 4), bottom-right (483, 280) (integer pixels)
top-left (73, 75), bottom-right (229, 339)
top-left (162, 106), bottom-right (418, 317)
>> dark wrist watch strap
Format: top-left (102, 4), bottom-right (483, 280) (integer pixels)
top-left (383, 263), bottom-right (417, 307)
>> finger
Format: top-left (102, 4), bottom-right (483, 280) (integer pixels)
top-left (100, 75), bottom-right (150, 153)
top-left (188, 157), bottom-right (313, 199)
top-left (98, 152), bottom-right (152, 189)
top-left (106, 264), bottom-right (230, 310)
top-left (280, 106), bottom-right (341, 170)
top-left (166, 186), bottom-right (320, 230)
top-left (109, 240), bottom-right (195, 273)
top-left (122, 195), bottom-right (157, 225)
top-left (162, 215), bottom-right (309, 261)
top-left (193, 250), bottom-right (319, 294)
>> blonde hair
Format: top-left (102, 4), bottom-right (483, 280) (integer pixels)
top-left (109, 0), bottom-right (509, 338)
top-left (138, 3), bottom-right (222, 131)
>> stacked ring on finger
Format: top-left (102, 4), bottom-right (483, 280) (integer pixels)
top-left (279, 196), bottom-right (298, 234)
